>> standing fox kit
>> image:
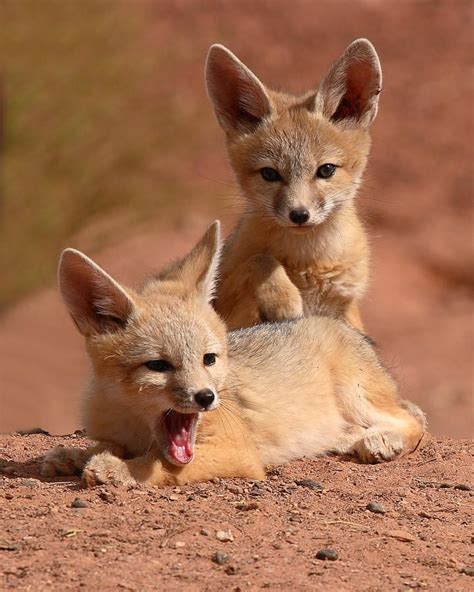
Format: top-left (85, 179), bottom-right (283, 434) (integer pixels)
top-left (206, 39), bottom-right (381, 330)
top-left (43, 223), bottom-right (425, 487)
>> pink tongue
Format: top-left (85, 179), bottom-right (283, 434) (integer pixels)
top-left (165, 412), bottom-right (195, 465)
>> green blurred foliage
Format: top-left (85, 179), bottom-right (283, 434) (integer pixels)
top-left (0, 0), bottom-right (217, 311)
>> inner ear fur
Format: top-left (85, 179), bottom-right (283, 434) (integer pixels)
top-left (157, 221), bottom-right (222, 304)
top-left (314, 38), bottom-right (382, 128)
top-left (206, 44), bottom-right (272, 133)
top-left (59, 249), bottom-right (135, 336)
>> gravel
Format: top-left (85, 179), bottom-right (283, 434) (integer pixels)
top-left (366, 502), bottom-right (386, 514)
top-left (315, 548), bottom-right (338, 561)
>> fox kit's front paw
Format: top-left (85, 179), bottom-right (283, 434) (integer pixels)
top-left (41, 446), bottom-right (88, 477)
top-left (82, 452), bottom-right (137, 488)
top-left (354, 427), bottom-right (404, 463)
top-left (257, 283), bottom-right (304, 323)
top-left (249, 255), bottom-right (304, 322)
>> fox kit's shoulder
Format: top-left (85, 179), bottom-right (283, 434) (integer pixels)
top-left (206, 40), bottom-right (381, 330)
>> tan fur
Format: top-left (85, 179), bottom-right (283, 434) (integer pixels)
top-left (42, 223), bottom-right (425, 487)
top-left (206, 40), bottom-right (382, 331)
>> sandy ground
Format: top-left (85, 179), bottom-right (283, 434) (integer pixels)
top-left (0, 433), bottom-right (472, 591)
top-left (1, 0), bottom-right (472, 438)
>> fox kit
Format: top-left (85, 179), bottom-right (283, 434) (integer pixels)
top-left (42, 222), bottom-right (425, 487)
top-left (206, 39), bottom-right (381, 331)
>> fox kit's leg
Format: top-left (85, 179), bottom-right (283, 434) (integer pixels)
top-left (354, 410), bottom-right (425, 463)
top-left (216, 254), bottom-right (303, 329)
top-left (41, 441), bottom-right (125, 477)
top-left (250, 255), bottom-right (304, 323)
top-left (83, 427), bottom-right (266, 487)
top-left (353, 391), bottom-right (426, 464)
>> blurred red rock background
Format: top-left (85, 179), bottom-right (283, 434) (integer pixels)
top-left (1, 0), bottom-right (472, 437)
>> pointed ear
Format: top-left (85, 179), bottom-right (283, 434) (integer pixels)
top-left (206, 44), bottom-right (272, 134)
top-left (58, 249), bottom-right (135, 336)
top-left (313, 38), bottom-right (382, 128)
top-left (160, 221), bottom-right (221, 303)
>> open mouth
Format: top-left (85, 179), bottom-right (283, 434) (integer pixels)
top-left (162, 410), bottom-right (199, 466)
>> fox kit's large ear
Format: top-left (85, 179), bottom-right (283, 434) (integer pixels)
top-left (160, 221), bottom-right (221, 303)
top-left (313, 38), bottom-right (382, 128)
top-left (206, 44), bottom-right (272, 134)
top-left (59, 249), bottom-right (135, 336)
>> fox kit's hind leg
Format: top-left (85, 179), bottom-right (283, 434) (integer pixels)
top-left (354, 402), bottom-right (426, 464)
top-left (41, 441), bottom-right (125, 477)
top-left (216, 254), bottom-right (303, 329)
top-left (337, 363), bottom-right (426, 464)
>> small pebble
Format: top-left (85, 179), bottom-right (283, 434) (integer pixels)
top-left (454, 484), bottom-right (471, 491)
top-left (19, 478), bottom-right (40, 489)
top-left (460, 567), bottom-right (474, 577)
top-left (366, 502), bottom-right (386, 515)
top-left (0, 543), bottom-right (18, 551)
top-left (225, 565), bottom-right (237, 575)
top-left (216, 530), bottom-right (234, 542)
top-left (17, 428), bottom-right (50, 436)
top-left (212, 551), bottom-right (230, 565)
top-left (386, 529), bottom-right (416, 542)
top-left (71, 429), bottom-right (86, 438)
top-left (98, 491), bottom-right (115, 503)
top-left (295, 479), bottom-right (324, 491)
top-left (418, 511), bottom-right (432, 519)
top-left (235, 502), bottom-right (259, 511)
top-left (315, 548), bottom-right (338, 561)
top-left (272, 543), bottom-right (282, 549)
top-left (173, 541), bottom-right (186, 548)
top-left (200, 528), bottom-right (209, 536)
top-left (71, 498), bottom-right (89, 509)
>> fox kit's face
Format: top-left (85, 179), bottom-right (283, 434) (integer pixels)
top-left (206, 39), bottom-right (381, 229)
top-left (229, 108), bottom-right (371, 228)
top-left (59, 222), bottom-right (227, 467)
top-left (90, 296), bottom-right (227, 466)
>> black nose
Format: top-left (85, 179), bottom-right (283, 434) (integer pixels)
top-left (289, 208), bottom-right (310, 225)
top-left (194, 389), bottom-right (215, 410)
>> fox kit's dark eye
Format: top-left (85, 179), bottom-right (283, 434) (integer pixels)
top-left (260, 167), bottom-right (282, 182)
top-left (145, 360), bottom-right (173, 372)
top-left (203, 353), bottom-right (216, 366)
top-left (316, 163), bottom-right (337, 179)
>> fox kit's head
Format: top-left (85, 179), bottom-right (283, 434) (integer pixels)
top-left (206, 39), bottom-right (382, 229)
top-left (59, 222), bottom-right (227, 466)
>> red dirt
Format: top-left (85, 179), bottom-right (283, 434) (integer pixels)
top-left (1, 433), bottom-right (472, 591)
top-left (1, 0), bottom-right (472, 438)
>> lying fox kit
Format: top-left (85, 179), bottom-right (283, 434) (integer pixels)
top-left (206, 39), bottom-right (381, 331)
top-left (42, 222), bottom-right (425, 487)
